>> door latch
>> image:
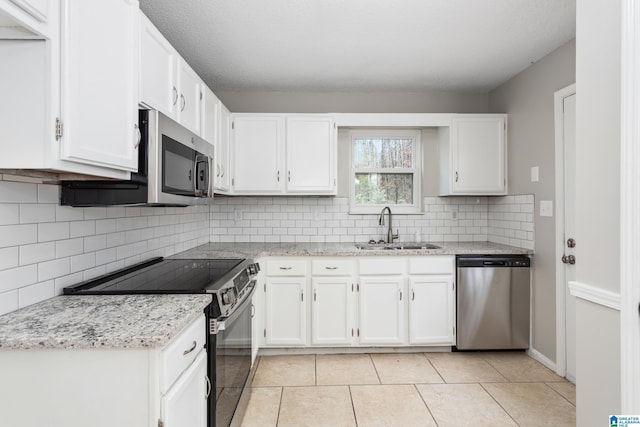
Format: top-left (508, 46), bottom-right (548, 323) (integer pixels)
top-left (561, 254), bottom-right (576, 265)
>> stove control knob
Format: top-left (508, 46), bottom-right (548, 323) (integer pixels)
top-left (222, 289), bottom-right (232, 305)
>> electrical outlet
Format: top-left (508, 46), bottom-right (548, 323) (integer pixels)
top-left (539, 200), bottom-right (553, 217)
top-left (234, 210), bottom-right (243, 221)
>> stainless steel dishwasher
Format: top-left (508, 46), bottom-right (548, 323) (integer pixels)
top-left (456, 255), bottom-right (531, 350)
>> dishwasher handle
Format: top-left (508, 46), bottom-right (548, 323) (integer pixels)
top-left (483, 260), bottom-right (507, 266)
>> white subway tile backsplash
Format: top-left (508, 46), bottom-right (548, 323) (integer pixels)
top-left (55, 205), bottom-right (84, 222)
top-left (0, 223), bottom-right (38, 248)
top-left (0, 247), bottom-right (19, 270)
top-left (0, 289), bottom-right (19, 315)
top-left (0, 264), bottom-right (38, 293)
top-left (0, 181), bottom-right (38, 203)
top-left (38, 222), bottom-right (69, 242)
top-left (20, 204), bottom-right (56, 223)
top-left (37, 184), bottom-right (59, 204)
top-left (18, 280), bottom-right (55, 308)
top-left (20, 242), bottom-right (56, 265)
top-left (0, 204), bottom-right (20, 225)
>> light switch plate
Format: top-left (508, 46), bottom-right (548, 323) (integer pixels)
top-left (531, 166), bottom-right (539, 182)
top-left (540, 200), bottom-right (553, 217)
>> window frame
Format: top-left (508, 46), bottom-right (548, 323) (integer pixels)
top-left (349, 129), bottom-right (422, 214)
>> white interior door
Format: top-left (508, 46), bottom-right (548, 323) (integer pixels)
top-left (563, 93), bottom-right (577, 383)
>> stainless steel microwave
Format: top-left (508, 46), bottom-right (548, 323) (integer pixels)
top-left (60, 110), bottom-right (214, 206)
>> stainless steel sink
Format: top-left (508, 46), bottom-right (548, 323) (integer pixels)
top-left (355, 243), bottom-right (442, 250)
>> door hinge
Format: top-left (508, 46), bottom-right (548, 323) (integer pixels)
top-left (264, 283), bottom-right (266, 292)
top-left (55, 118), bottom-right (63, 140)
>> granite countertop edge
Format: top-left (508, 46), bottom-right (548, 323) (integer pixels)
top-left (0, 294), bottom-right (212, 351)
top-left (170, 241), bottom-right (534, 260)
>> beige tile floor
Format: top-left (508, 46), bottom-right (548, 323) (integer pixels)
top-left (240, 351), bottom-right (576, 427)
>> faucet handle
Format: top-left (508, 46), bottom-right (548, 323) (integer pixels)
top-left (392, 230), bottom-right (399, 241)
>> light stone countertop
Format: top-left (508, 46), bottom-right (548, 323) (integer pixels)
top-left (170, 241), bottom-right (533, 260)
top-left (0, 294), bottom-right (212, 350)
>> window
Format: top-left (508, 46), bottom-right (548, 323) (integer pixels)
top-left (349, 129), bottom-right (422, 214)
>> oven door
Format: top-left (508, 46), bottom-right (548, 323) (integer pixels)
top-left (215, 282), bottom-right (255, 427)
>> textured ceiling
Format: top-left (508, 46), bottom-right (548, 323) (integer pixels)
top-left (139, 0), bottom-right (576, 93)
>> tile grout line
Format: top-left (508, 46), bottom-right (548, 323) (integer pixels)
top-left (479, 382), bottom-right (522, 426)
top-left (348, 385), bottom-right (359, 427)
top-left (275, 386), bottom-right (284, 427)
top-left (413, 383), bottom-right (440, 427)
top-left (368, 353), bottom-right (382, 384)
top-left (543, 382), bottom-right (577, 407)
top-left (421, 352), bottom-right (447, 383)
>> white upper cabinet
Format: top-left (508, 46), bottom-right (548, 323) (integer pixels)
top-left (201, 85), bottom-right (219, 145)
top-left (0, 0), bottom-right (139, 178)
top-left (140, 12), bottom-right (177, 119)
top-left (216, 104), bottom-right (231, 192)
top-left (59, 0), bottom-right (139, 171)
top-left (139, 12), bottom-right (203, 136)
top-left (231, 113), bottom-right (336, 195)
top-left (9, 0), bottom-right (49, 22)
top-left (439, 115), bottom-right (507, 195)
top-left (231, 114), bottom-right (285, 194)
top-left (286, 115), bottom-right (336, 194)
top-left (0, 0), bottom-right (54, 37)
top-left (176, 59), bottom-right (202, 135)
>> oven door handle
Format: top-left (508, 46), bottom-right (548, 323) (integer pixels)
top-left (216, 281), bottom-right (256, 332)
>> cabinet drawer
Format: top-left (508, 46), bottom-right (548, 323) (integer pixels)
top-left (359, 257), bottom-right (406, 275)
top-left (311, 259), bottom-right (354, 276)
top-left (408, 256), bottom-right (455, 275)
top-left (266, 259), bottom-right (308, 276)
top-left (160, 314), bottom-right (206, 393)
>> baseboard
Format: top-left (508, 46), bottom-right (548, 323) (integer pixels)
top-left (527, 347), bottom-right (557, 372)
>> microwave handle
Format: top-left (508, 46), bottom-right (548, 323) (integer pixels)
top-left (194, 154), bottom-right (210, 197)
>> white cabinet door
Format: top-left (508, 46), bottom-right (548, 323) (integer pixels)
top-left (232, 115), bottom-right (285, 194)
top-left (161, 349), bottom-right (207, 427)
top-left (59, 0), bottom-right (139, 171)
top-left (409, 275), bottom-right (455, 345)
top-left (358, 276), bottom-right (406, 345)
top-left (286, 115), bottom-right (336, 194)
top-left (140, 12), bottom-right (178, 119)
top-left (311, 277), bottom-right (354, 346)
top-left (216, 104), bottom-right (231, 192)
top-left (450, 116), bottom-right (506, 194)
top-left (265, 277), bottom-right (307, 346)
top-left (201, 86), bottom-right (219, 145)
top-left (177, 59), bottom-right (202, 135)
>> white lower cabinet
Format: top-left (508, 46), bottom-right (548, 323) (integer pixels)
top-left (0, 314), bottom-right (208, 427)
top-left (161, 349), bottom-right (207, 427)
top-left (358, 276), bottom-right (406, 345)
top-left (409, 275), bottom-right (455, 345)
top-left (259, 256), bottom-right (456, 351)
top-left (264, 258), bottom-right (309, 346)
top-left (311, 277), bottom-right (354, 346)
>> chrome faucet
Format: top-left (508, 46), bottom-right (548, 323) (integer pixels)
top-left (379, 206), bottom-right (399, 244)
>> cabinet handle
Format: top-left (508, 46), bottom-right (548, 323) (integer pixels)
top-left (220, 164), bottom-right (225, 178)
top-left (172, 86), bottom-right (178, 106)
top-left (205, 375), bottom-right (212, 399)
top-left (357, 328), bottom-right (360, 337)
top-left (216, 164), bottom-right (220, 178)
top-left (288, 170), bottom-right (291, 182)
top-left (279, 266), bottom-right (292, 270)
top-left (251, 304), bottom-right (255, 318)
top-left (351, 328), bottom-right (354, 337)
top-left (183, 340), bottom-right (197, 356)
top-left (325, 266), bottom-right (338, 270)
top-left (180, 94), bottom-right (186, 112)
top-left (277, 170), bottom-right (280, 182)
top-left (455, 171), bottom-right (459, 182)
top-left (412, 290), bottom-right (415, 301)
top-left (301, 291), bottom-right (304, 302)
top-left (134, 124), bottom-right (141, 149)
top-left (313, 290), bottom-right (316, 301)
top-left (399, 289), bottom-right (403, 301)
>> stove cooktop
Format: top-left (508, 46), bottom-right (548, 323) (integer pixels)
top-left (63, 258), bottom-right (246, 294)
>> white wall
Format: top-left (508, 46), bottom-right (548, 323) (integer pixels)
top-left (488, 40), bottom-right (576, 363)
top-left (0, 177), bottom-right (210, 316)
top-left (574, 0), bottom-right (622, 422)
